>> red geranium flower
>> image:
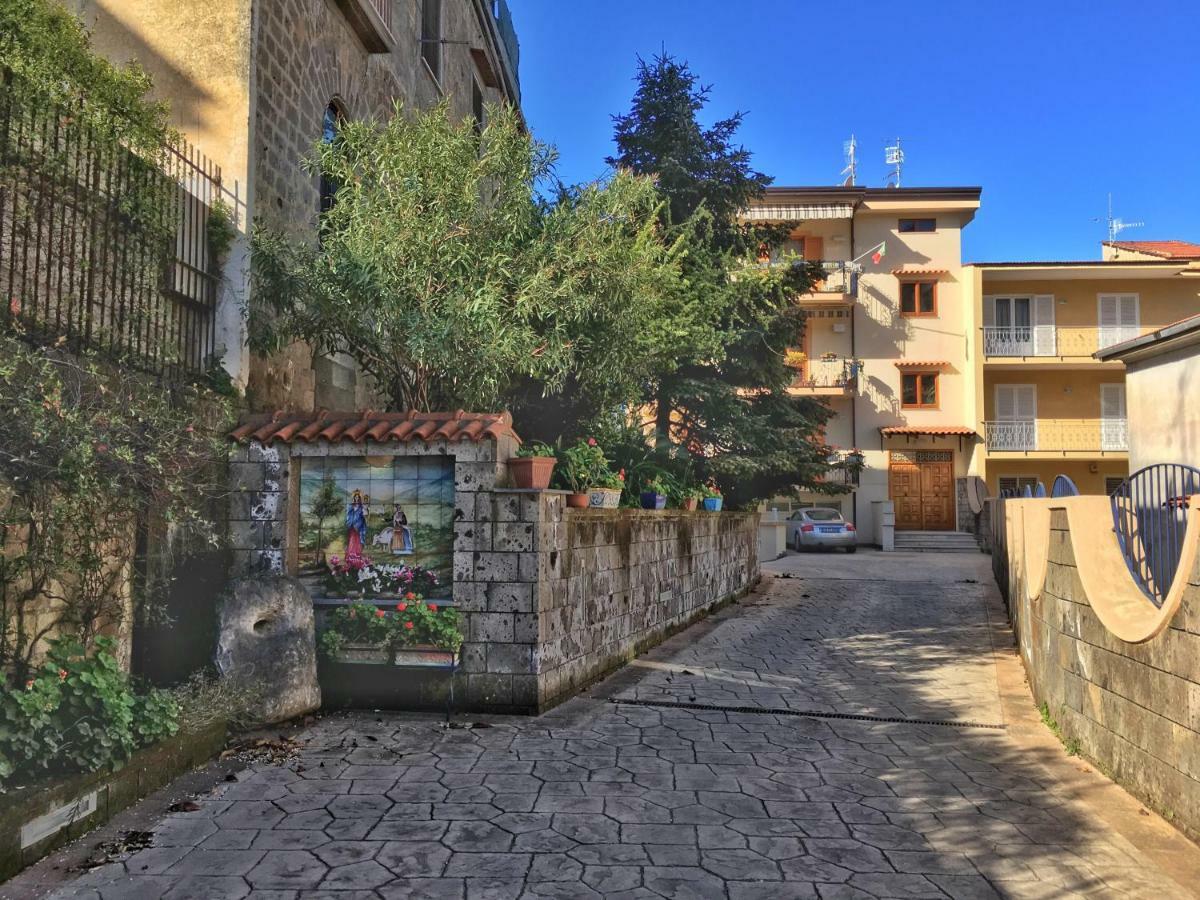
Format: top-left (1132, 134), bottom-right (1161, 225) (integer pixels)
top-left (24, 679), bottom-right (34, 690)
top-left (58, 668), bottom-right (68, 680)
top-left (374, 609), bottom-right (386, 618)
top-left (428, 604), bottom-right (438, 612)
top-left (587, 437), bottom-right (597, 446)
top-left (405, 591), bottom-right (417, 601)
top-left (396, 602), bottom-right (407, 612)
top-left (404, 621), bottom-right (414, 630)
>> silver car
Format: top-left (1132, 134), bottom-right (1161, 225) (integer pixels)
top-left (786, 507), bottom-right (857, 553)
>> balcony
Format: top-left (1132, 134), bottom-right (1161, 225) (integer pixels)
top-left (335, 0), bottom-right (394, 52)
top-left (983, 326), bottom-right (1139, 361)
top-left (759, 259), bottom-right (857, 302)
top-left (984, 419), bottom-right (1129, 454)
top-left (787, 355), bottom-right (861, 396)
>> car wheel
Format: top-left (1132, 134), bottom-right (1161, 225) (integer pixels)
top-left (846, 546), bottom-right (857, 554)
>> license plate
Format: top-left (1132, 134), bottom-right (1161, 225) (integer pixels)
top-left (819, 526), bottom-right (842, 533)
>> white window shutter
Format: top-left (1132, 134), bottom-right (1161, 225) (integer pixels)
top-left (1033, 295), bottom-right (1056, 356)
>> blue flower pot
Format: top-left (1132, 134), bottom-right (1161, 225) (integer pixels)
top-left (640, 491), bottom-right (667, 510)
top-left (702, 497), bottom-right (723, 512)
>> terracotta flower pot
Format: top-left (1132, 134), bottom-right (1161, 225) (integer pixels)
top-left (681, 497), bottom-right (698, 511)
top-left (566, 492), bottom-right (590, 508)
top-left (507, 455), bottom-right (556, 490)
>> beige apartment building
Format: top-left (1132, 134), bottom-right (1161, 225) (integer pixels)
top-left (964, 241), bottom-right (1200, 497)
top-left (747, 190), bottom-right (1200, 542)
top-left (746, 186), bottom-right (983, 541)
top-left (70, 0), bottom-right (521, 409)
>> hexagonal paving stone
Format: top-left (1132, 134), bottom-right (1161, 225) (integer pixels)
top-left (443, 820), bottom-right (515, 852)
top-left (319, 859), bottom-right (395, 890)
top-left (244, 850), bottom-right (327, 889)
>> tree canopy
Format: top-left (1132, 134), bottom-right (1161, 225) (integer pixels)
top-left (250, 101), bottom-right (686, 414)
top-left (606, 53), bottom-right (836, 506)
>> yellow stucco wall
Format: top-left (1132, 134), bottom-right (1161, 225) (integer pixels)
top-left (983, 458), bottom-right (1128, 496)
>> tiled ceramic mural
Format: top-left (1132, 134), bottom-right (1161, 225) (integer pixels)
top-left (298, 456), bottom-right (454, 584)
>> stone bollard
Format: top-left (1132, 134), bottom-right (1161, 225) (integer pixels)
top-left (215, 575), bottom-right (321, 724)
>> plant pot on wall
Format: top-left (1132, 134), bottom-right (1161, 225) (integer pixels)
top-left (681, 497), bottom-right (698, 511)
top-left (566, 493), bottom-right (590, 508)
top-left (640, 492), bottom-right (667, 510)
top-left (588, 488), bottom-right (622, 509)
top-left (702, 497), bottom-right (723, 512)
top-left (507, 456), bottom-right (556, 490)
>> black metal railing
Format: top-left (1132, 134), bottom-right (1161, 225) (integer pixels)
top-left (1051, 474), bottom-right (1080, 497)
top-left (0, 78), bottom-right (222, 377)
top-left (1110, 464), bottom-right (1200, 608)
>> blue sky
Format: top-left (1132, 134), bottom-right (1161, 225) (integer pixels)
top-left (508, 1), bottom-right (1200, 262)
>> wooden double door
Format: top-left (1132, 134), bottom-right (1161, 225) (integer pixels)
top-left (889, 450), bottom-right (955, 531)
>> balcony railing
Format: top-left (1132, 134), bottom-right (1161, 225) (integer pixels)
top-left (984, 325), bottom-right (1141, 358)
top-left (985, 419), bottom-right (1129, 452)
top-left (0, 78), bottom-right (222, 377)
top-left (759, 259), bottom-right (857, 297)
top-left (789, 356), bottom-right (861, 392)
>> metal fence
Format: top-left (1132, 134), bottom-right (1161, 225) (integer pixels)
top-left (0, 78), bottom-right (222, 377)
top-left (1111, 464), bottom-right (1200, 608)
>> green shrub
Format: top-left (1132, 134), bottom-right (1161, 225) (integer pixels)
top-left (319, 599), bottom-right (463, 660)
top-left (0, 637), bottom-right (178, 787)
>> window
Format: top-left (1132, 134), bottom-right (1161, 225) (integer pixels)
top-left (901, 372), bottom-right (938, 408)
top-left (1098, 293), bottom-right (1139, 349)
top-left (319, 101), bottom-right (346, 216)
top-left (899, 281), bottom-right (937, 316)
top-left (899, 218), bottom-right (936, 233)
top-left (999, 476), bottom-right (1039, 496)
top-left (1105, 476), bottom-right (1126, 495)
top-left (421, 0), bottom-right (442, 82)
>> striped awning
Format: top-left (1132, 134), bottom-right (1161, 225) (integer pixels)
top-left (742, 203), bottom-right (856, 222)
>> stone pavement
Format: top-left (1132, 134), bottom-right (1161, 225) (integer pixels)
top-left (22, 549), bottom-right (1200, 899)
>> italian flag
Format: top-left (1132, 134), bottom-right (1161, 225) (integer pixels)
top-left (871, 241), bottom-right (887, 265)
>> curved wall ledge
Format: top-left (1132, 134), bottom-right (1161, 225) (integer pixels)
top-left (1004, 496), bottom-right (1200, 643)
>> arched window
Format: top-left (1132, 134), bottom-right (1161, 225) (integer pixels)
top-left (319, 100), bottom-right (346, 216)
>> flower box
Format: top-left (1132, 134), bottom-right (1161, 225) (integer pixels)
top-left (331, 642), bottom-right (457, 668)
top-left (507, 455), bottom-right (556, 490)
top-left (588, 488), bottom-right (622, 509)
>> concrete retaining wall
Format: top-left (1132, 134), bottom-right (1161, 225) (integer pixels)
top-left (993, 499), bottom-right (1200, 839)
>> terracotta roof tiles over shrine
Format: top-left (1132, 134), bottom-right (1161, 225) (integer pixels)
top-left (230, 410), bottom-right (519, 445)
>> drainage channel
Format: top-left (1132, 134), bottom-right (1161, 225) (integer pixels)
top-left (612, 697), bottom-right (1006, 730)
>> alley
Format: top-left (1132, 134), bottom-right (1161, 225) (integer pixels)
top-left (27, 550), bottom-right (1200, 900)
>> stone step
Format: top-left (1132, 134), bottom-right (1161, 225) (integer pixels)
top-left (893, 532), bottom-right (981, 553)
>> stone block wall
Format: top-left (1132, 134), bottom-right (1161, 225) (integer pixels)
top-left (529, 504), bottom-right (760, 710)
top-left (230, 446), bottom-right (760, 714)
top-left (998, 506), bottom-right (1200, 839)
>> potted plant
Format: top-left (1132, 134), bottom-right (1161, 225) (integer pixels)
top-left (640, 474), bottom-right (669, 510)
top-left (319, 595), bottom-right (462, 666)
top-left (701, 485), bottom-right (724, 512)
top-left (555, 440), bottom-right (597, 508)
top-left (679, 487), bottom-right (703, 511)
top-left (507, 441), bottom-right (557, 490)
top-left (588, 467), bottom-right (624, 509)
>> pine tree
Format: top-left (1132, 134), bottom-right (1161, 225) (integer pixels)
top-left (607, 54), bottom-right (835, 507)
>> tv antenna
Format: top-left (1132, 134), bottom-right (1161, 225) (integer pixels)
top-left (884, 137), bottom-right (904, 187)
top-left (841, 134), bottom-right (857, 186)
top-left (1101, 193), bottom-right (1144, 241)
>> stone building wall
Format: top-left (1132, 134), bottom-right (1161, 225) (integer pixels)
top-left (249, 0), bottom-right (513, 411)
top-left (996, 505), bottom-right (1200, 839)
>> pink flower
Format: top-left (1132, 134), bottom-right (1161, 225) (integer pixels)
top-left (374, 609), bottom-right (385, 619)
top-left (587, 438), bottom-right (597, 446)
top-left (397, 603), bottom-right (407, 612)
top-left (25, 679), bottom-right (34, 690)
top-left (404, 621), bottom-right (414, 630)
top-left (58, 668), bottom-right (68, 680)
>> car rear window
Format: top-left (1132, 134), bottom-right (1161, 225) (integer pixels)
top-left (804, 509), bottom-right (842, 522)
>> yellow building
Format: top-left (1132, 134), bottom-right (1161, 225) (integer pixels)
top-left (746, 189), bottom-right (1200, 539)
top-left (964, 244), bottom-right (1200, 498)
top-left (745, 186), bottom-right (983, 539)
